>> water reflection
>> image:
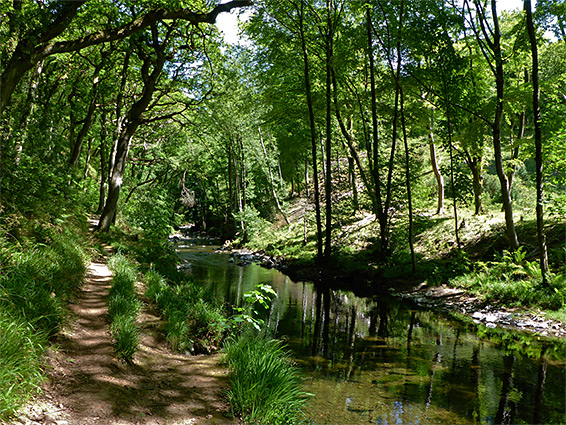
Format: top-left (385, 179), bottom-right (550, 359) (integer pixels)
top-left (176, 237), bottom-right (566, 425)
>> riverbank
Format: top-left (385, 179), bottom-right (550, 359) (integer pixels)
top-left (171, 229), bottom-right (566, 424)
top-left (217, 210), bottom-right (566, 341)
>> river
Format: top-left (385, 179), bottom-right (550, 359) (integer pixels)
top-left (174, 235), bottom-right (566, 425)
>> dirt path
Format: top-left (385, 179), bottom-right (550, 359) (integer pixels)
top-left (16, 237), bottom-right (236, 425)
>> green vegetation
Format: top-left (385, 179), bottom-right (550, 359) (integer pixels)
top-left (0, 215), bottom-right (89, 420)
top-left (107, 254), bottom-right (141, 363)
top-left (450, 248), bottom-right (566, 309)
top-left (144, 269), bottom-right (227, 353)
top-left (223, 334), bottom-right (311, 425)
top-left (0, 312), bottom-right (46, 420)
top-left (1, 0), bottom-right (565, 421)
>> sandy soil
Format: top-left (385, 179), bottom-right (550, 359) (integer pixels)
top-left (13, 238), bottom-right (236, 425)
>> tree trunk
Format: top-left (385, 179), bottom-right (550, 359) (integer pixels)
top-left (525, 0), bottom-right (549, 283)
top-left (348, 156), bottom-right (359, 212)
top-left (427, 108), bottom-right (444, 215)
top-left (466, 154), bottom-right (484, 215)
top-left (324, 0), bottom-right (333, 259)
top-left (507, 69), bottom-right (528, 191)
top-left (13, 60), bottom-right (44, 165)
top-left (332, 68), bottom-right (378, 213)
top-left (305, 157), bottom-right (310, 197)
top-left (366, 5), bottom-right (387, 256)
top-left (400, 87), bottom-right (416, 273)
top-left (445, 98), bottom-right (461, 250)
top-left (98, 33), bottom-right (166, 232)
top-left (97, 110), bottom-right (108, 214)
top-left (69, 58), bottom-right (104, 169)
top-left (259, 127), bottom-right (289, 224)
top-left (491, 0), bottom-right (520, 250)
top-left (299, 0), bottom-right (323, 260)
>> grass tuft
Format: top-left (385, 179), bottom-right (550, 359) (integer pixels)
top-left (223, 333), bottom-right (311, 425)
top-left (144, 271), bottom-right (227, 354)
top-left (107, 254), bottom-right (140, 363)
top-left (0, 310), bottom-right (46, 420)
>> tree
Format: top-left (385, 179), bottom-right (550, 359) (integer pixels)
top-left (466, 0), bottom-right (519, 250)
top-left (0, 0), bottom-right (252, 115)
top-left (524, 0), bottom-right (550, 284)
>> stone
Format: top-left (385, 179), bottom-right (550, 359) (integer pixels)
top-left (472, 312), bottom-right (484, 320)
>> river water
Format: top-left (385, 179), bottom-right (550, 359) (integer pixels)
top-left (175, 235), bottom-right (566, 425)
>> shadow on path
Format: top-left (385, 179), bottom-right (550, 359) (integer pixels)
top-left (41, 228), bottom-right (235, 425)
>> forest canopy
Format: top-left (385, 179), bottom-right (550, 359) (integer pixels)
top-left (1, 0), bottom-right (564, 279)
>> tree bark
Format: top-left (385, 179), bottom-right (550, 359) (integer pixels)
top-left (299, 0), bottom-right (323, 260)
top-left (258, 127), bottom-right (289, 224)
top-left (324, 0), bottom-right (333, 259)
top-left (69, 58), bottom-right (105, 169)
top-left (98, 31), bottom-right (166, 232)
top-left (331, 68), bottom-right (377, 213)
top-left (507, 69), bottom-right (528, 191)
top-left (366, 5), bottom-right (388, 256)
top-left (525, 0), bottom-right (549, 283)
top-left (400, 87), bottom-right (416, 273)
top-left (427, 108), bottom-right (444, 215)
top-left (97, 109), bottom-right (109, 214)
top-left (468, 155), bottom-right (484, 215)
top-left (491, 0), bottom-right (519, 250)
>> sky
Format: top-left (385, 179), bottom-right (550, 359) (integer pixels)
top-left (215, 0), bottom-right (532, 45)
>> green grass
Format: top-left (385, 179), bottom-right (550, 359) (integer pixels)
top-left (0, 217), bottom-right (89, 420)
top-left (107, 254), bottom-right (140, 363)
top-left (144, 270), bottom-right (227, 354)
top-left (0, 310), bottom-right (46, 420)
top-left (223, 334), bottom-right (311, 425)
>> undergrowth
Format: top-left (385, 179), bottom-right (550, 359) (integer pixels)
top-left (449, 248), bottom-right (566, 309)
top-left (223, 333), bottom-right (311, 425)
top-left (144, 269), bottom-right (226, 353)
top-left (0, 216), bottom-right (89, 420)
top-left (107, 254), bottom-right (141, 363)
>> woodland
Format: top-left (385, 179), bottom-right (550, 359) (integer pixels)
top-left (1, 0), bottom-right (565, 423)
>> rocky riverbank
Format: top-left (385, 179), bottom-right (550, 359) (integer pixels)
top-left (170, 229), bottom-right (566, 341)
top-left (226, 247), bottom-right (566, 340)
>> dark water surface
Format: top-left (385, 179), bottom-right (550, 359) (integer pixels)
top-left (175, 236), bottom-right (566, 425)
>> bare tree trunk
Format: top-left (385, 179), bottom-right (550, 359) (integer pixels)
top-left (14, 60), bottom-right (44, 165)
top-left (69, 57), bottom-right (105, 169)
top-left (299, 0), bottom-right (323, 260)
top-left (366, 5), bottom-right (387, 256)
top-left (446, 101), bottom-right (461, 250)
top-left (507, 69), bottom-right (528, 191)
top-left (305, 157), bottom-right (310, 197)
top-left (525, 0), bottom-right (549, 283)
top-left (97, 109), bottom-right (108, 213)
top-left (400, 87), bottom-right (416, 273)
top-left (324, 0), bottom-right (333, 259)
top-left (427, 108), bottom-right (444, 214)
top-left (259, 127), bottom-right (289, 224)
top-left (348, 156), bottom-right (359, 212)
top-left (332, 68), bottom-right (378, 213)
top-left (467, 155), bottom-right (484, 215)
top-left (491, 0), bottom-right (520, 250)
